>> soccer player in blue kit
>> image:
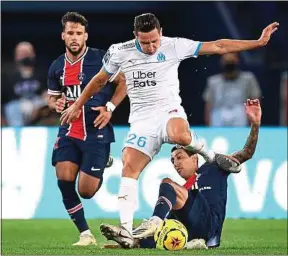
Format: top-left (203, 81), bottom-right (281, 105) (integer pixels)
top-left (102, 99), bottom-right (262, 249)
top-left (47, 12), bottom-right (126, 246)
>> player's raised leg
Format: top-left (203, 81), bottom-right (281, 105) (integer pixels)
top-left (133, 177), bottom-right (187, 238)
top-left (166, 117), bottom-right (241, 171)
top-left (74, 141), bottom-right (112, 245)
top-left (166, 117), bottom-right (214, 161)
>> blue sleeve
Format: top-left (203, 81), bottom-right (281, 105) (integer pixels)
top-left (47, 60), bottom-right (62, 96)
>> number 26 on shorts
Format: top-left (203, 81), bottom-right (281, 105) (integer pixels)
top-left (126, 133), bottom-right (147, 148)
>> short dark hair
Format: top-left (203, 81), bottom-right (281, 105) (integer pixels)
top-left (171, 146), bottom-right (196, 157)
top-left (61, 12), bottom-right (88, 32)
top-left (134, 13), bottom-right (161, 33)
top-left (171, 146), bottom-right (199, 166)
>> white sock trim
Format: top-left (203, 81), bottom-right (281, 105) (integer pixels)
top-left (81, 229), bottom-right (91, 236)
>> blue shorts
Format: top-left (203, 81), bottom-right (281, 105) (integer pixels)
top-left (171, 190), bottom-right (213, 242)
top-left (52, 136), bottom-right (110, 179)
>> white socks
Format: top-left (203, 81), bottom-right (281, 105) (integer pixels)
top-left (184, 132), bottom-right (215, 163)
top-left (150, 216), bottom-right (163, 226)
top-left (81, 229), bottom-right (92, 236)
top-left (118, 177), bottom-right (138, 235)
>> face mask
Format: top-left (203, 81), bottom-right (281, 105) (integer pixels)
top-left (17, 57), bottom-right (36, 67)
top-left (223, 63), bottom-right (238, 73)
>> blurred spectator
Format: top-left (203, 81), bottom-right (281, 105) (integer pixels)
top-left (203, 53), bottom-right (262, 126)
top-left (280, 71), bottom-right (287, 126)
top-left (1, 113), bottom-right (7, 126)
top-left (2, 41), bottom-right (49, 126)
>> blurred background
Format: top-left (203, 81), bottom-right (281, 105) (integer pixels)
top-left (1, 1), bottom-right (288, 127)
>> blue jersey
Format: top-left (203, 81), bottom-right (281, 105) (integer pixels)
top-left (47, 47), bottom-right (115, 143)
top-left (194, 163), bottom-right (228, 245)
top-left (171, 163), bottom-right (229, 247)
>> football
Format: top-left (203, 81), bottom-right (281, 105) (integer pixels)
top-left (154, 219), bottom-right (188, 251)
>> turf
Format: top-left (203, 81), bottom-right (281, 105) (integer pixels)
top-left (1, 219), bottom-right (287, 255)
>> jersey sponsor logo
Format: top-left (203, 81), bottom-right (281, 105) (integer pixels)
top-left (118, 42), bottom-right (135, 50)
top-left (157, 52), bottom-right (166, 62)
top-left (64, 85), bottom-right (81, 100)
top-left (132, 71), bottom-right (157, 88)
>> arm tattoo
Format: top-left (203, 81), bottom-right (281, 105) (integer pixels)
top-left (232, 124), bottom-right (259, 164)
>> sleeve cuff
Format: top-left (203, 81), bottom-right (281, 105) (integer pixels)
top-left (193, 42), bottom-right (203, 57)
top-left (48, 89), bottom-right (62, 95)
top-left (102, 64), bottom-right (115, 76)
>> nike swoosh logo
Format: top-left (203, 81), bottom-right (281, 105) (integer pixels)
top-left (91, 167), bottom-right (101, 171)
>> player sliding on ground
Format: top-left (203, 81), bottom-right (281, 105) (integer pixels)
top-left (102, 99), bottom-right (262, 249)
top-left (60, 13), bottom-right (278, 248)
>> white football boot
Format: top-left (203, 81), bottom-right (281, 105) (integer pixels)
top-left (100, 224), bottom-right (135, 249)
top-left (186, 239), bottom-right (208, 249)
top-left (132, 217), bottom-right (162, 239)
top-left (72, 233), bottom-right (97, 246)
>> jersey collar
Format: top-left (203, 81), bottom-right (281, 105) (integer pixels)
top-left (135, 38), bottom-right (163, 56)
top-left (65, 46), bottom-right (89, 65)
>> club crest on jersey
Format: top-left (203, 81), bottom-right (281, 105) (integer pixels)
top-left (157, 52), bottom-right (166, 62)
top-left (78, 72), bottom-right (86, 82)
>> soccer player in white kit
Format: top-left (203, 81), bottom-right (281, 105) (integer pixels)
top-left (61, 13), bottom-right (279, 248)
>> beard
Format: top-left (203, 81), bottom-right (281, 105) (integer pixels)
top-left (66, 43), bottom-right (84, 56)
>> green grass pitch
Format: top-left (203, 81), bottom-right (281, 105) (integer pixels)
top-left (2, 219), bottom-right (287, 255)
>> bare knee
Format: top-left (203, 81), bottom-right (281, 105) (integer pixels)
top-left (78, 190), bottom-right (95, 199)
top-left (56, 161), bottom-right (78, 181)
top-left (166, 118), bottom-right (191, 145)
top-left (160, 178), bottom-right (188, 210)
top-left (161, 177), bottom-right (173, 185)
top-left (178, 133), bottom-right (192, 146)
top-left (78, 185), bottom-right (99, 199)
top-left (171, 132), bottom-right (191, 146)
top-left (78, 172), bottom-right (102, 199)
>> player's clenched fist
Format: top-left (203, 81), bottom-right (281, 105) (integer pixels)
top-left (55, 96), bottom-right (66, 113)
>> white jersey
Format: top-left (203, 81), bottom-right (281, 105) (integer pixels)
top-left (103, 36), bottom-right (202, 123)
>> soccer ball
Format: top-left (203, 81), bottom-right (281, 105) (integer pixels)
top-left (154, 219), bottom-right (188, 251)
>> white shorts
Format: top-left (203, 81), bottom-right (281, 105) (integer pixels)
top-left (123, 106), bottom-right (191, 159)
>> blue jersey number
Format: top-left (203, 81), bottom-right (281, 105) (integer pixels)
top-left (126, 134), bottom-right (147, 148)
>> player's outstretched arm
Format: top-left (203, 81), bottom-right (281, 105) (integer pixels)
top-left (110, 72), bottom-right (127, 108)
top-left (198, 22), bottom-right (279, 55)
top-left (231, 99), bottom-right (262, 164)
top-left (60, 68), bottom-right (111, 124)
top-left (92, 72), bottom-right (127, 129)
